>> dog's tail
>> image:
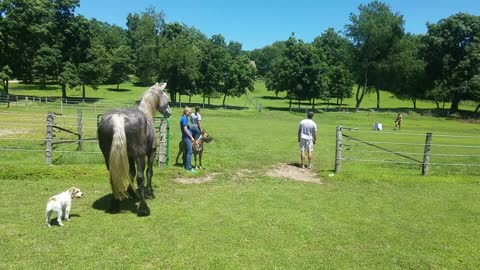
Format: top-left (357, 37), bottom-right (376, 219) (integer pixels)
top-left (109, 115), bottom-right (133, 200)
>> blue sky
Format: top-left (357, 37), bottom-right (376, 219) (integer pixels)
top-left (76, 0), bottom-right (480, 51)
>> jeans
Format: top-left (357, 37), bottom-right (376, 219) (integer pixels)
top-left (183, 137), bottom-right (193, 171)
top-left (191, 126), bottom-right (200, 140)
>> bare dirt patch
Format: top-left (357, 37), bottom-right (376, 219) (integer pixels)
top-left (174, 173), bottom-right (219, 184)
top-left (266, 163), bottom-right (322, 184)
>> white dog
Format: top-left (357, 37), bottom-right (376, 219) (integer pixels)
top-left (45, 187), bottom-right (83, 227)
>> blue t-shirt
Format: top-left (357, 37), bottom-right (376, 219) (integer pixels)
top-left (180, 115), bottom-right (192, 139)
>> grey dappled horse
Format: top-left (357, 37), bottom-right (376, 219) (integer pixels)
top-left (97, 83), bottom-right (171, 216)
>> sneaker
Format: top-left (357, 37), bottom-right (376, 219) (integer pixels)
top-left (307, 165), bottom-right (313, 169)
top-left (301, 164), bottom-right (306, 169)
top-left (187, 169), bottom-right (197, 174)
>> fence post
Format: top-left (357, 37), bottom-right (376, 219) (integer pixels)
top-left (25, 97), bottom-right (28, 110)
top-left (77, 110), bottom-right (83, 150)
top-left (335, 126), bottom-right (343, 173)
top-left (422, 132), bottom-right (432, 176)
top-left (45, 112), bottom-right (54, 165)
top-left (157, 118), bottom-right (169, 166)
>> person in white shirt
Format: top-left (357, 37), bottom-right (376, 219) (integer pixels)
top-left (190, 106), bottom-right (203, 140)
top-left (298, 111), bottom-right (317, 169)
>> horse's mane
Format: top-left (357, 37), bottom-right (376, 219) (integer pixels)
top-left (138, 83), bottom-right (165, 120)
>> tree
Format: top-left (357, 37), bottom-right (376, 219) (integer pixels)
top-left (58, 61), bottom-right (80, 98)
top-left (382, 34), bottom-right (428, 109)
top-left (127, 8), bottom-right (164, 85)
top-left (158, 23), bottom-right (201, 103)
top-left (109, 45), bottom-right (132, 90)
top-left (313, 28), bottom-right (355, 106)
top-left (222, 55), bottom-right (256, 106)
top-left (78, 40), bottom-right (109, 98)
top-left (32, 45), bottom-right (62, 89)
top-left (423, 13), bottom-right (480, 113)
top-left (0, 65), bottom-right (13, 94)
top-left (345, 0), bottom-right (404, 110)
top-left (249, 42), bottom-right (286, 77)
top-left (266, 36), bottom-right (328, 109)
top-left (196, 34), bottom-right (231, 104)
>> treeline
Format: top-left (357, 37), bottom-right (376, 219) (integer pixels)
top-left (0, 1), bottom-right (479, 112)
top-left (0, 0), bottom-right (255, 105)
top-left (250, 2), bottom-right (480, 113)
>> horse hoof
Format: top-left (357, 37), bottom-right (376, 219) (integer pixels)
top-left (145, 188), bottom-right (155, 199)
top-left (108, 199), bottom-right (121, 214)
top-left (137, 203), bottom-right (150, 217)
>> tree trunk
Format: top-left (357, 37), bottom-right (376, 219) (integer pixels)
top-left (116, 83), bottom-right (120, 90)
top-left (82, 84), bottom-right (86, 99)
top-left (355, 85), bottom-right (366, 111)
top-left (4, 80), bottom-right (8, 94)
top-left (474, 103), bottom-right (480, 113)
top-left (208, 97), bottom-right (211, 105)
top-left (435, 101), bottom-right (440, 109)
top-left (222, 94), bottom-right (227, 106)
top-left (189, 95), bottom-right (192, 103)
top-left (449, 94), bottom-right (461, 113)
top-left (412, 97), bottom-right (417, 110)
top-left (61, 84), bottom-right (67, 99)
top-left (298, 99), bottom-right (301, 108)
top-left (376, 89), bottom-right (380, 109)
top-left (289, 98), bottom-right (292, 110)
top-left (355, 67), bottom-right (368, 111)
top-left (312, 98), bottom-right (315, 109)
top-left (40, 79), bottom-right (46, 90)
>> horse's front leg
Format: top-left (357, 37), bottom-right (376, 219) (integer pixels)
top-left (136, 157), bottom-right (150, 217)
top-left (199, 151), bottom-right (203, 169)
top-left (145, 150), bottom-right (156, 199)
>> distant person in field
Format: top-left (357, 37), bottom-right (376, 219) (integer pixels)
top-left (180, 106), bottom-right (197, 173)
top-left (298, 111), bottom-right (317, 169)
top-left (394, 112), bottom-right (402, 130)
top-left (190, 106), bottom-right (203, 140)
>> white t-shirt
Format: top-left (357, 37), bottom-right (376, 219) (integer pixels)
top-left (299, 119), bottom-right (317, 140)
top-left (190, 113), bottom-right (202, 127)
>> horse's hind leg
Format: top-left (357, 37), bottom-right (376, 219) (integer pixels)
top-left (145, 151), bottom-right (156, 199)
top-left (108, 177), bottom-right (121, 214)
top-left (127, 157), bottom-right (137, 198)
top-left (136, 157), bottom-right (150, 216)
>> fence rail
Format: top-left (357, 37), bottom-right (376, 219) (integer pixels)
top-left (335, 126), bottom-right (480, 175)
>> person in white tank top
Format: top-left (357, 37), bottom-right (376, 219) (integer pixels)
top-left (190, 106), bottom-right (203, 140)
top-left (298, 111), bottom-right (317, 169)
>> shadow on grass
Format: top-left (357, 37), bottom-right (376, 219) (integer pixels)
top-left (107, 88), bottom-right (131, 92)
top-left (92, 194), bottom-right (138, 214)
top-left (46, 214), bottom-right (81, 227)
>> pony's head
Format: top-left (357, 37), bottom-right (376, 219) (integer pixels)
top-left (141, 82), bottom-right (171, 118)
top-left (153, 82), bottom-right (172, 118)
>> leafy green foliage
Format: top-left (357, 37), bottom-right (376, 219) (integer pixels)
top-left (345, 0), bottom-right (405, 110)
top-left (424, 13), bottom-right (480, 112)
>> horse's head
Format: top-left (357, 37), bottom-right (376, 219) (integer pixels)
top-left (152, 82), bottom-right (172, 118)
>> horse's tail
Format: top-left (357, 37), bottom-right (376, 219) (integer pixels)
top-left (109, 115), bottom-right (133, 200)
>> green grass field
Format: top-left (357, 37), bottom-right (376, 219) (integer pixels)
top-left (0, 81), bottom-right (479, 269)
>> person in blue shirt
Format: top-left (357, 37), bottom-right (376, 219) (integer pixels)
top-left (180, 106), bottom-right (197, 173)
